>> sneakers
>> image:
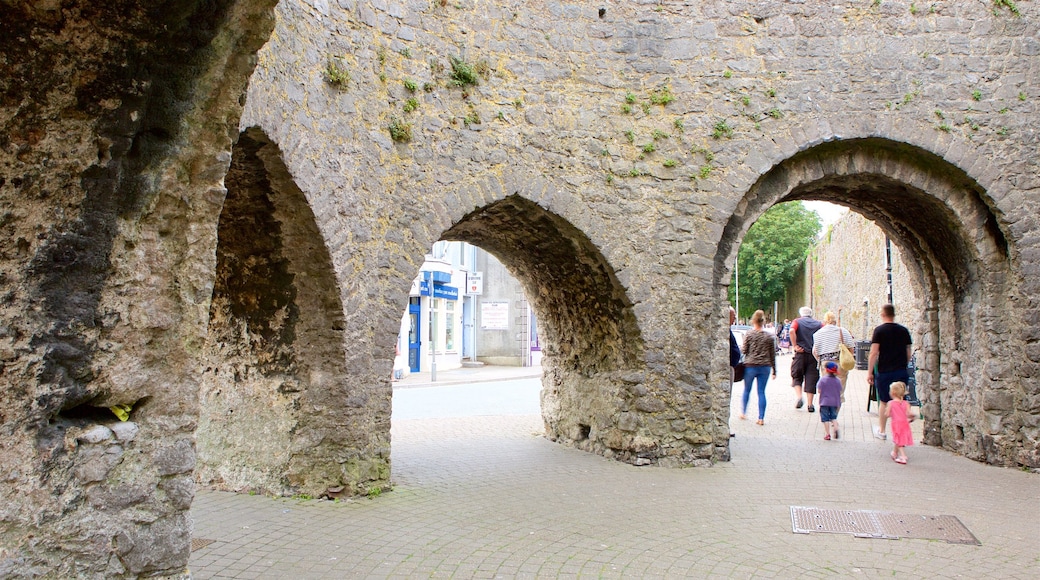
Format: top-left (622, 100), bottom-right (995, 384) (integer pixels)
top-left (834, 428), bottom-right (840, 440)
top-left (807, 405), bottom-right (815, 413)
top-left (873, 426), bottom-right (887, 440)
top-left (823, 434), bottom-right (831, 441)
top-left (795, 398), bottom-right (804, 409)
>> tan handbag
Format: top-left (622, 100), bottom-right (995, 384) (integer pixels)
top-left (839, 341), bottom-right (856, 371)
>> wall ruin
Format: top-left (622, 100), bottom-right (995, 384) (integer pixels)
top-left (1, 0), bottom-right (1037, 576)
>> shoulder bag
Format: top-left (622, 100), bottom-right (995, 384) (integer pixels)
top-left (838, 329), bottom-right (856, 371)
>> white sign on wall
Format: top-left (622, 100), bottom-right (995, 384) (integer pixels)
top-left (467, 271), bottom-right (483, 295)
top-left (480, 301), bottom-right (509, 330)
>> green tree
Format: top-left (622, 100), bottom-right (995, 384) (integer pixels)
top-left (729, 202), bottom-right (821, 320)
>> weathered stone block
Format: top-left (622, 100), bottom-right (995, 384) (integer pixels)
top-left (76, 425), bottom-right (115, 445)
top-left (154, 441), bottom-right (196, 477)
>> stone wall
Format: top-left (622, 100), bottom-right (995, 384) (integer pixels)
top-left (239, 0), bottom-right (1039, 474)
top-left (1, 0), bottom-right (1038, 575)
top-left (0, 0), bottom-right (279, 576)
top-left (196, 128), bottom-right (391, 498)
top-left (789, 212), bottom-right (921, 342)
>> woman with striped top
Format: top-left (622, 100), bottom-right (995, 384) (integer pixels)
top-left (811, 311), bottom-right (856, 403)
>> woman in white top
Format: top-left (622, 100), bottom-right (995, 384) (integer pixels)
top-left (812, 311), bottom-right (856, 403)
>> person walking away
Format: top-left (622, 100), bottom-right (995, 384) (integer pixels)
top-left (817, 361), bottom-right (843, 440)
top-left (866, 304), bottom-right (912, 440)
top-left (739, 310), bottom-right (777, 425)
top-left (729, 307), bottom-right (741, 380)
top-left (778, 319), bottom-right (792, 355)
top-left (886, 381), bottom-right (915, 464)
top-left (789, 306), bottom-right (821, 412)
top-left (811, 311), bottom-right (856, 404)
top-left (728, 307), bottom-right (742, 438)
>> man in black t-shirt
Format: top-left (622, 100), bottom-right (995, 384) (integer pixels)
top-left (866, 304), bottom-right (912, 440)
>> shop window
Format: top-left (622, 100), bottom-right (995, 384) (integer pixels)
top-left (430, 298), bottom-right (442, 352)
top-left (445, 301), bottom-right (455, 351)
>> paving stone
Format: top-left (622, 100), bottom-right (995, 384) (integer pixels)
top-left (189, 363), bottom-right (1038, 578)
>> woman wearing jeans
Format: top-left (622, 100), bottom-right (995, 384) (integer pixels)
top-left (740, 310), bottom-right (778, 425)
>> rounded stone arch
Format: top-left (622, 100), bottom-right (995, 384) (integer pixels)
top-left (197, 127), bottom-right (390, 498)
top-left (714, 137), bottom-right (1023, 465)
top-left (441, 194), bottom-right (650, 458)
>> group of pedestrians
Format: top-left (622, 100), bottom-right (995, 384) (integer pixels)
top-left (730, 303), bottom-right (918, 463)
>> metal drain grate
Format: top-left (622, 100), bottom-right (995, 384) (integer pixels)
top-left (191, 538), bottom-right (217, 552)
top-left (791, 507), bottom-right (980, 545)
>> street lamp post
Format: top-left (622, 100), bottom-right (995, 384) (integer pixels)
top-left (734, 257), bottom-right (740, 321)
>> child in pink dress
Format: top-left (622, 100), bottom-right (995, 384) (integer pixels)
top-left (886, 381), bottom-right (915, 464)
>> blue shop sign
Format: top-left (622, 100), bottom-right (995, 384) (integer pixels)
top-left (432, 284), bottom-right (458, 300)
top-left (426, 270), bottom-right (452, 284)
top-left (419, 280), bottom-right (431, 296)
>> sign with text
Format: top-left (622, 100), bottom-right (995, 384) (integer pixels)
top-left (432, 284), bottom-right (458, 300)
top-left (467, 272), bottom-right (483, 295)
top-left (480, 301), bottom-right (509, 330)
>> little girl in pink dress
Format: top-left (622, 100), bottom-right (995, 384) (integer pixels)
top-left (887, 381), bottom-right (915, 464)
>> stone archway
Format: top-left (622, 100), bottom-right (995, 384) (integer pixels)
top-left (714, 137), bottom-right (1020, 465)
top-left (443, 195), bottom-right (649, 461)
top-left (197, 127), bottom-right (391, 498)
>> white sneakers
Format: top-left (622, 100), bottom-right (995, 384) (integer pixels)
top-left (872, 426), bottom-right (887, 440)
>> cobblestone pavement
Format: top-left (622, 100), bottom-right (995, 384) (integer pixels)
top-left (189, 358), bottom-right (1039, 579)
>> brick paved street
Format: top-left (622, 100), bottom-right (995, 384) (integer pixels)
top-left (189, 358), bottom-right (1039, 578)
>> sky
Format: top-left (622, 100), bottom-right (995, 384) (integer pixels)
top-left (803, 200), bottom-right (849, 228)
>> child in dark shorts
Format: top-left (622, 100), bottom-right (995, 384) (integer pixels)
top-left (817, 361), bottom-right (842, 440)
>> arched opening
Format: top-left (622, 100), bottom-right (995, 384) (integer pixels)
top-left (196, 128), bottom-right (390, 498)
top-left (440, 195), bottom-right (660, 462)
top-left (715, 137), bottom-right (1020, 465)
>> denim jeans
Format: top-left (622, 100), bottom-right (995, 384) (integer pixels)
top-left (742, 365), bottom-right (771, 420)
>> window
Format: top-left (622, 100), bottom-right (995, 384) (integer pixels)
top-left (430, 298), bottom-right (442, 352)
top-left (445, 301), bottom-right (455, 351)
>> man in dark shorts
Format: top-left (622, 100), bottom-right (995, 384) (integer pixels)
top-left (866, 304), bottom-right (912, 440)
top-left (789, 306), bottom-right (821, 412)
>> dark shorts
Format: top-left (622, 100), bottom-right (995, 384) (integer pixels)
top-left (874, 369), bottom-right (909, 403)
top-left (819, 406), bottom-right (838, 422)
top-left (791, 351), bottom-right (820, 393)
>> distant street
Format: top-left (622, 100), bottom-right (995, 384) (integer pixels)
top-left (392, 378), bottom-right (541, 420)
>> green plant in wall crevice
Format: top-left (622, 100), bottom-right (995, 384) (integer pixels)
top-left (323, 57), bottom-right (350, 88)
top-left (649, 86), bottom-right (674, 106)
top-left (711, 119), bottom-right (733, 139)
top-left (993, 0), bottom-right (1021, 16)
top-left (388, 117), bottom-right (413, 142)
top-left (449, 55), bottom-right (480, 87)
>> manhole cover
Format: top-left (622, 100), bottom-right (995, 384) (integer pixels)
top-left (791, 507), bottom-right (980, 545)
top-left (191, 538), bottom-right (217, 552)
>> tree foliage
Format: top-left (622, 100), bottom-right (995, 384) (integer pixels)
top-left (729, 202), bottom-right (821, 320)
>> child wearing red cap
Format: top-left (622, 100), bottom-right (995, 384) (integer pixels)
top-left (817, 360), bottom-right (842, 440)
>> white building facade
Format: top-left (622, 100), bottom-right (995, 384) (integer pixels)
top-left (394, 242), bottom-right (540, 378)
